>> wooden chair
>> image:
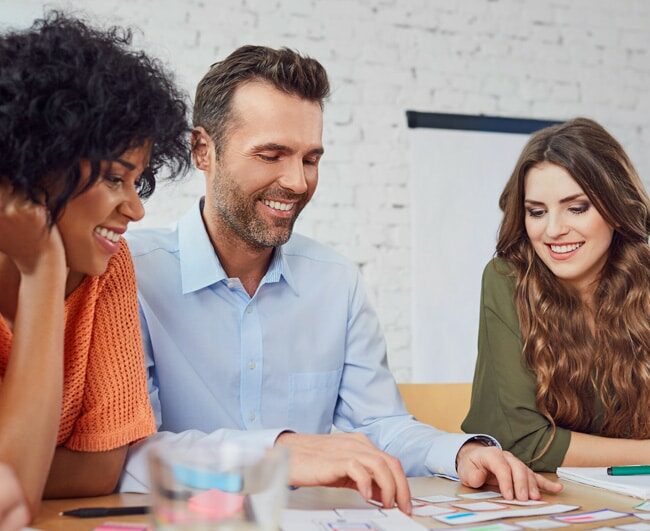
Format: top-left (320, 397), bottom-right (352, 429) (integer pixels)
top-left (397, 383), bottom-right (472, 433)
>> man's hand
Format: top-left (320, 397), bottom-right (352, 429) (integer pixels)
top-left (0, 463), bottom-right (30, 531)
top-left (456, 443), bottom-right (563, 500)
top-left (276, 432), bottom-right (412, 514)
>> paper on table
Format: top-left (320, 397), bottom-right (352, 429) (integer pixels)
top-left (412, 504), bottom-right (456, 516)
top-left (281, 508), bottom-right (427, 531)
top-left (554, 509), bottom-right (631, 524)
top-left (459, 491), bottom-right (503, 500)
top-left (450, 524), bottom-right (521, 531)
top-left (499, 500), bottom-right (548, 506)
top-left (335, 509), bottom-right (384, 519)
top-left (435, 504), bottom-right (579, 526)
top-left (413, 494), bottom-right (459, 503)
top-left (635, 513), bottom-right (650, 521)
top-left (518, 518), bottom-right (569, 529)
top-left (636, 502), bottom-right (650, 512)
top-left (557, 468), bottom-right (650, 500)
top-left (452, 502), bottom-right (508, 511)
top-left (617, 524), bottom-right (650, 531)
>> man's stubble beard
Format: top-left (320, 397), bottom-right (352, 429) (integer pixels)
top-left (210, 165), bottom-right (308, 251)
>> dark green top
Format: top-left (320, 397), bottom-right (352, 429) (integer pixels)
top-left (461, 258), bottom-right (593, 472)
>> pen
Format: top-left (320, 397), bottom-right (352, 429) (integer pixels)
top-left (60, 506), bottom-right (150, 518)
top-left (607, 465), bottom-right (650, 476)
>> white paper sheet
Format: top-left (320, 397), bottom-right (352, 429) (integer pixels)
top-left (413, 494), bottom-right (459, 503)
top-left (500, 500), bottom-right (548, 507)
top-left (519, 519), bottom-right (569, 529)
top-left (412, 504), bottom-right (456, 516)
top-left (435, 504), bottom-right (579, 526)
top-left (459, 492), bottom-right (503, 500)
top-left (617, 524), bottom-right (650, 531)
top-left (452, 502), bottom-right (509, 511)
top-left (554, 509), bottom-right (631, 524)
top-left (281, 507), bottom-right (427, 530)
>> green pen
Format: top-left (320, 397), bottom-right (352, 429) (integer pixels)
top-left (607, 465), bottom-right (650, 476)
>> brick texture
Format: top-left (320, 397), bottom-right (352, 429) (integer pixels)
top-left (2, 0), bottom-right (649, 382)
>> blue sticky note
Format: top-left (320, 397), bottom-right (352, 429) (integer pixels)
top-left (172, 464), bottom-right (243, 492)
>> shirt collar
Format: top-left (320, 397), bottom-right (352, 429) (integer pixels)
top-left (264, 244), bottom-right (299, 296)
top-left (178, 198), bottom-right (299, 296)
top-left (178, 199), bottom-right (227, 294)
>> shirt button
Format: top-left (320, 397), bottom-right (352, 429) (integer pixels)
top-left (246, 306), bottom-right (253, 314)
top-left (226, 280), bottom-right (235, 289)
top-left (249, 412), bottom-right (256, 421)
top-left (248, 361), bottom-right (256, 370)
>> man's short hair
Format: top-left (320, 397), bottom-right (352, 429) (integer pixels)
top-left (193, 45), bottom-right (330, 157)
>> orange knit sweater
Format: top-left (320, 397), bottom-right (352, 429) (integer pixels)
top-left (0, 240), bottom-right (155, 451)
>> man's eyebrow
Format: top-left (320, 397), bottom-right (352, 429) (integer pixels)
top-left (251, 143), bottom-right (325, 156)
top-left (524, 193), bottom-right (586, 206)
top-left (251, 143), bottom-right (293, 153)
top-left (113, 158), bottom-right (136, 171)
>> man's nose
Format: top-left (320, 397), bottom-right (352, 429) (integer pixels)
top-left (277, 159), bottom-right (308, 195)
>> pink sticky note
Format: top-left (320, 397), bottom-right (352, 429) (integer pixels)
top-left (187, 488), bottom-right (245, 520)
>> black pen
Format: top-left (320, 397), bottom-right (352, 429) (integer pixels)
top-left (60, 505), bottom-right (150, 518)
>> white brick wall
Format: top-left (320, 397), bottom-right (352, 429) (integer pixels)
top-left (2, 0), bottom-right (649, 382)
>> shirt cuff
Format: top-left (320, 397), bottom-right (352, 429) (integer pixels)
top-left (241, 427), bottom-right (292, 448)
top-left (424, 433), bottom-right (500, 480)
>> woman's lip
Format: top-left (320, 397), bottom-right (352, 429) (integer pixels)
top-left (545, 242), bottom-right (584, 261)
top-left (93, 231), bottom-right (121, 255)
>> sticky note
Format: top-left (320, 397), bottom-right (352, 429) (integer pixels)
top-left (187, 488), bottom-right (245, 520)
top-left (555, 509), bottom-right (631, 524)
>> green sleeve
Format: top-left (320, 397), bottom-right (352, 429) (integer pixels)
top-left (461, 258), bottom-right (571, 472)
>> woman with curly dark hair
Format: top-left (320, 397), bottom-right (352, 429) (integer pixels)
top-left (0, 12), bottom-right (190, 516)
top-left (462, 118), bottom-right (650, 471)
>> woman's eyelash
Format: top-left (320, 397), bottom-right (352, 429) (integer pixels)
top-left (526, 208), bottom-right (545, 218)
top-left (569, 203), bottom-right (590, 214)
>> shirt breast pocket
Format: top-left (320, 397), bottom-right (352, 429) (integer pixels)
top-left (288, 368), bottom-right (343, 434)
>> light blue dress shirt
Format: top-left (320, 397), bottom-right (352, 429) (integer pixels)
top-left (119, 200), bottom-right (490, 492)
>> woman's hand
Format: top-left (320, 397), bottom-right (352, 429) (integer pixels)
top-left (0, 183), bottom-right (65, 275)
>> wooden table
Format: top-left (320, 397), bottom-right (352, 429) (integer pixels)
top-left (33, 476), bottom-right (648, 530)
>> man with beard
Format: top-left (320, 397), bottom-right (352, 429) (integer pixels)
top-left (120, 46), bottom-right (561, 509)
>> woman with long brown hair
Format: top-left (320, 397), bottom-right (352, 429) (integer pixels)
top-left (462, 117), bottom-right (650, 471)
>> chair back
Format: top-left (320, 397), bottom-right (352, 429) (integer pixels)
top-left (398, 383), bottom-right (472, 433)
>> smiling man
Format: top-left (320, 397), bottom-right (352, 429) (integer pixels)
top-left (119, 46), bottom-right (561, 509)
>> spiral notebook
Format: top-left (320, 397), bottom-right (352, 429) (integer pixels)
top-left (557, 467), bottom-right (650, 500)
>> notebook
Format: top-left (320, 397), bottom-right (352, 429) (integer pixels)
top-left (557, 467), bottom-right (650, 499)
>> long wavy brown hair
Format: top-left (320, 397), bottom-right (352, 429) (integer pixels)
top-left (497, 117), bottom-right (650, 458)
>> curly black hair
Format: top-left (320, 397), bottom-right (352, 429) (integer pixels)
top-left (0, 12), bottom-right (191, 222)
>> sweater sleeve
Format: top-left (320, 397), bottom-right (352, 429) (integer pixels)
top-left (65, 240), bottom-right (156, 452)
top-left (461, 258), bottom-right (571, 472)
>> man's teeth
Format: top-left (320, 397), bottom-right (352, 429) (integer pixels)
top-left (550, 242), bottom-right (583, 254)
top-left (262, 199), bottom-right (294, 212)
top-left (94, 227), bottom-right (121, 243)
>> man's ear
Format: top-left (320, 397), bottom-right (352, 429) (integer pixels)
top-left (191, 127), bottom-right (214, 171)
